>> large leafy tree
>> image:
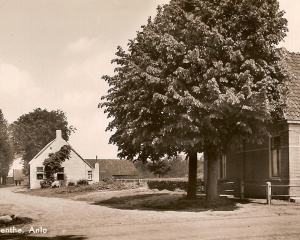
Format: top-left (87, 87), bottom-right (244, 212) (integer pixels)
top-left (0, 110), bottom-right (14, 184)
top-left (11, 108), bottom-right (75, 175)
top-left (147, 159), bottom-right (171, 178)
top-left (101, 0), bottom-right (289, 200)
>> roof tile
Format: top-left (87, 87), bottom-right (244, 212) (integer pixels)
top-left (285, 52), bottom-right (300, 120)
top-left (85, 159), bottom-right (138, 176)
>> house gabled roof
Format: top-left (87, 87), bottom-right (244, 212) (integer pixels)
top-left (285, 52), bottom-right (300, 121)
top-left (29, 135), bottom-right (92, 168)
top-left (85, 159), bottom-right (138, 176)
top-left (31, 140), bottom-right (55, 161)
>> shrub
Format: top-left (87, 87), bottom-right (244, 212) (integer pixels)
top-left (77, 179), bottom-right (89, 185)
top-left (67, 181), bottom-right (75, 186)
top-left (40, 179), bottom-right (52, 188)
top-left (147, 179), bottom-right (204, 192)
top-left (147, 180), bottom-right (187, 191)
top-left (102, 177), bottom-right (116, 183)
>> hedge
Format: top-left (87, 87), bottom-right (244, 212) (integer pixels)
top-left (147, 179), bottom-right (204, 192)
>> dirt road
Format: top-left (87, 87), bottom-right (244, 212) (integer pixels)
top-left (1, 186), bottom-right (300, 239)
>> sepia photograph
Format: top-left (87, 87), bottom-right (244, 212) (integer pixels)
top-left (1, 0), bottom-right (300, 239)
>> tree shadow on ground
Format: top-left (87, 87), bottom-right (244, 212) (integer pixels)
top-left (0, 234), bottom-right (87, 240)
top-left (92, 192), bottom-right (245, 212)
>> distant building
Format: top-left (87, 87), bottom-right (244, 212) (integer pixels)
top-left (7, 158), bottom-right (26, 185)
top-left (29, 130), bottom-right (137, 189)
top-left (86, 159), bottom-right (138, 180)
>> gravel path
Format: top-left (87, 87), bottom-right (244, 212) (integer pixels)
top-left (1, 186), bottom-right (300, 239)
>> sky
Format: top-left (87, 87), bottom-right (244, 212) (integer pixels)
top-left (1, 0), bottom-right (300, 160)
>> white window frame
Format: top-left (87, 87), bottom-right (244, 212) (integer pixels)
top-left (56, 167), bottom-right (64, 180)
top-left (36, 167), bottom-right (44, 180)
top-left (87, 171), bottom-right (92, 181)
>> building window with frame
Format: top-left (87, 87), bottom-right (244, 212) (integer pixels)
top-left (218, 155), bottom-right (226, 179)
top-left (88, 171), bottom-right (92, 180)
top-left (36, 167), bottom-right (44, 180)
top-left (271, 136), bottom-right (281, 177)
top-left (57, 167), bottom-right (64, 180)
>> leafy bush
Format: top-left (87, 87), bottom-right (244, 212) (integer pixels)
top-left (67, 181), bottom-right (75, 186)
top-left (57, 180), bottom-right (133, 194)
top-left (102, 177), bottom-right (116, 183)
top-left (147, 179), bottom-right (204, 192)
top-left (77, 179), bottom-right (89, 185)
top-left (147, 160), bottom-right (171, 178)
top-left (147, 180), bottom-right (187, 191)
top-left (40, 179), bottom-right (52, 188)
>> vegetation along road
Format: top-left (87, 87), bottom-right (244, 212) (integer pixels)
top-left (1, 186), bottom-right (300, 239)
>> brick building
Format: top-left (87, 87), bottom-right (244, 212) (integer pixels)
top-left (223, 52), bottom-right (300, 198)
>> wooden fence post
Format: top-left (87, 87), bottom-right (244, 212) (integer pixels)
top-left (240, 180), bottom-right (244, 200)
top-left (266, 182), bottom-right (271, 205)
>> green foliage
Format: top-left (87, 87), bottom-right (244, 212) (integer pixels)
top-left (77, 179), bottom-right (89, 185)
top-left (100, 0), bottom-right (289, 200)
top-left (102, 177), bottom-right (116, 183)
top-left (101, 0), bottom-right (288, 160)
top-left (67, 181), bottom-right (76, 186)
top-left (147, 179), bottom-right (204, 192)
top-left (147, 159), bottom-right (171, 177)
top-left (43, 145), bottom-right (71, 183)
top-left (0, 110), bottom-right (14, 184)
top-left (148, 180), bottom-right (188, 191)
top-left (10, 108), bottom-right (75, 175)
top-left (166, 155), bottom-right (188, 178)
top-left (40, 179), bottom-right (52, 188)
top-left (134, 161), bottom-right (155, 178)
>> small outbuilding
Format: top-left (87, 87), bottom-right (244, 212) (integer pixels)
top-left (85, 159), bottom-right (138, 180)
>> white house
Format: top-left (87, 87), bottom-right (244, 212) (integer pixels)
top-left (29, 130), bottom-right (139, 189)
top-left (29, 130), bottom-right (99, 189)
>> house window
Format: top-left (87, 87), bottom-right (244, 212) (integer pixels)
top-left (271, 136), bottom-right (281, 177)
top-left (218, 155), bottom-right (226, 179)
top-left (57, 167), bottom-right (64, 180)
top-left (88, 171), bottom-right (92, 180)
top-left (36, 167), bottom-right (44, 180)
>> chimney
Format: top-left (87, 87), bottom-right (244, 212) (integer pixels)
top-left (56, 130), bottom-right (62, 139)
top-left (94, 163), bottom-right (100, 182)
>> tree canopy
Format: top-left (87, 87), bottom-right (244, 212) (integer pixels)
top-left (101, 0), bottom-right (289, 200)
top-left (11, 108), bottom-right (75, 175)
top-left (147, 159), bottom-right (171, 178)
top-left (0, 110), bottom-right (14, 184)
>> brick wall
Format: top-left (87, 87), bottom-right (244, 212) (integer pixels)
top-left (287, 123), bottom-right (300, 197)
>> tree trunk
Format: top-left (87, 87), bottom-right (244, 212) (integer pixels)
top-left (205, 151), bottom-right (219, 202)
top-left (187, 151), bottom-right (198, 199)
